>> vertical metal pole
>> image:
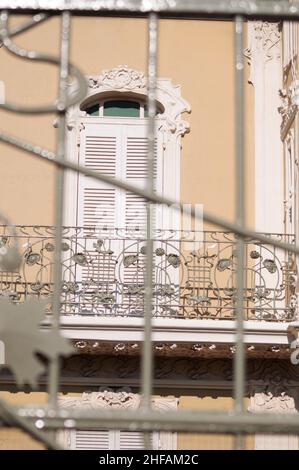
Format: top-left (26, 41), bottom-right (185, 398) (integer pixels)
top-left (234, 15), bottom-right (246, 450)
top-left (48, 11), bottom-right (71, 407)
top-left (141, 12), bottom-right (158, 448)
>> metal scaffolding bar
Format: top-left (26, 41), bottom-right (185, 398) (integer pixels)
top-left (14, 407), bottom-right (299, 435)
top-left (140, 11), bottom-right (158, 450)
top-left (233, 15), bottom-right (246, 450)
top-left (0, 0), bottom-right (299, 21)
top-left (48, 10), bottom-right (71, 408)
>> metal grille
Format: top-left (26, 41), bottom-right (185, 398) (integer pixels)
top-left (0, 0), bottom-right (299, 451)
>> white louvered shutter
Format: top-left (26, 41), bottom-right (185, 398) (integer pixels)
top-left (77, 122), bottom-right (162, 230)
top-left (77, 120), bottom-right (164, 314)
top-left (72, 430), bottom-right (161, 450)
top-left (73, 430), bottom-right (111, 450)
top-left (121, 125), bottom-right (161, 302)
top-left (124, 129), bottom-right (156, 230)
top-left (118, 431), bottom-right (148, 450)
top-left (77, 122), bottom-right (121, 230)
top-left (118, 431), bottom-right (159, 450)
top-left (76, 122), bottom-right (123, 309)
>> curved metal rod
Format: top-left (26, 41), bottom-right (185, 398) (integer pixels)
top-left (0, 13), bottom-right (50, 48)
top-left (0, 11), bottom-right (88, 113)
top-left (0, 128), bottom-right (298, 257)
top-left (7, 13), bottom-right (50, 39)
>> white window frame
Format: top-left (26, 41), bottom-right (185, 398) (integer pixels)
top-left (64, 65), bottom-right (190, 230)
top-left (58, 391), bottom-right (178, 450)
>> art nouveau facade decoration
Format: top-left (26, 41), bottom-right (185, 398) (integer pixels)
top-left (280, 22), bottom-right (299, 238)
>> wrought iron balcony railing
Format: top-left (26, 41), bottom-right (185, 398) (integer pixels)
top-left (0, 225), bottom-right (296, 321)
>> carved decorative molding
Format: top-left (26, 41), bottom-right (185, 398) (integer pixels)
top-left (58, 356), bottom-right (299, 385)
top-left (278, 84), bottom-right (298, 140)
top-left (249, 384), bottom-right (299, 449)
top-left (58, 388), bottom-right (178, 411)
top-left (1, 357), bottom-right (299, 391)
top-left (73, 340), bottom-right (293, 359)
top-left (59, 387), bottom-right (139, 409)
top-left (245, 21), bottom-right (281, 72)
top-left (282, 21), bottom-right (298, 84)
top-left (90, 65), bottom-right (146, 92)
top-left (66, 65), bottom-right (190, 137)
top-left (249, 390), bottom-right (296, 413)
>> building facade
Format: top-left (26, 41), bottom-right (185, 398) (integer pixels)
top-left (0, 14), bottom-right (298, 450)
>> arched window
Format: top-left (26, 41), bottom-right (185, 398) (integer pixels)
top-left (84, 98), bottom-right (161, 118)
top-left (65, 65), bottom-right (190, 231)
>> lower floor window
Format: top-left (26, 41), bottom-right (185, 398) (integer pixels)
top-left (70, 430), bottom-right (164, 450)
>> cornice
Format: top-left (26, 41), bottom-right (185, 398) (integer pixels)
top-left (42, 316), bottom-right (295, 351)
top-left (1, 357), bottom-right (299, 392)
top-left (73, 340), bottom-right (293, 359)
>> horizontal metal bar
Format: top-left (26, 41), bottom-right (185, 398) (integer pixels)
top-left (0, 0), bottom-right (299, 21)
top-left (0, 399), bottom-right (62, 450)
top-left (16, 407), bottom-right (299, 434)
top-left (0, 130), bottom-right (298, 257)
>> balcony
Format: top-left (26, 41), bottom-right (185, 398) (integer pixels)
top-left (0, 225), bottom-right (296, 323)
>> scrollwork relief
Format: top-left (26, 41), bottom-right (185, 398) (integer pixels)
top-left (245, 21), bottom-right (281, 66)
top-left (249, 389), bottom-right (297, 414)
top-left (58, 387), bottom-right (178, 411)
top-left (94, 65), bottom-right (146, 92)
top-left (59, 356), bottom-right (299, 385)
top-left (66, 65), bottom-right (191, 137)
top-left (278, 85), bottom-right (298, 140)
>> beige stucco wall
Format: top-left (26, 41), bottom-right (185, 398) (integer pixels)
top-left (0, 16), bottom-right (254, 228)
top-left (0, 391), bottom-right (47, 449)
top-left (178, 395), bottom-right (254, 450)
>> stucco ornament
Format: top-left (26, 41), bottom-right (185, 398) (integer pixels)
top-left (96, 65), bottom-right (146, 91)
top-left (244, 21), bottom-right (281, 74)
top-left (66, 65), bottom-right (191, 137)
top-left (59, 387), bottom-right (178, 412)
top-left (0, 298), bottom-right (73, 387)
top-left (278, 84), bottom-right (298, 140)
top-left (60, 387), bottom-right (140, 409)
top-left (249, 389), bottom-right (296, 414)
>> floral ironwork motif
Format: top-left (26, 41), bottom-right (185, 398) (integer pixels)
top-left (0, 225), bottom-right (296, 321)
